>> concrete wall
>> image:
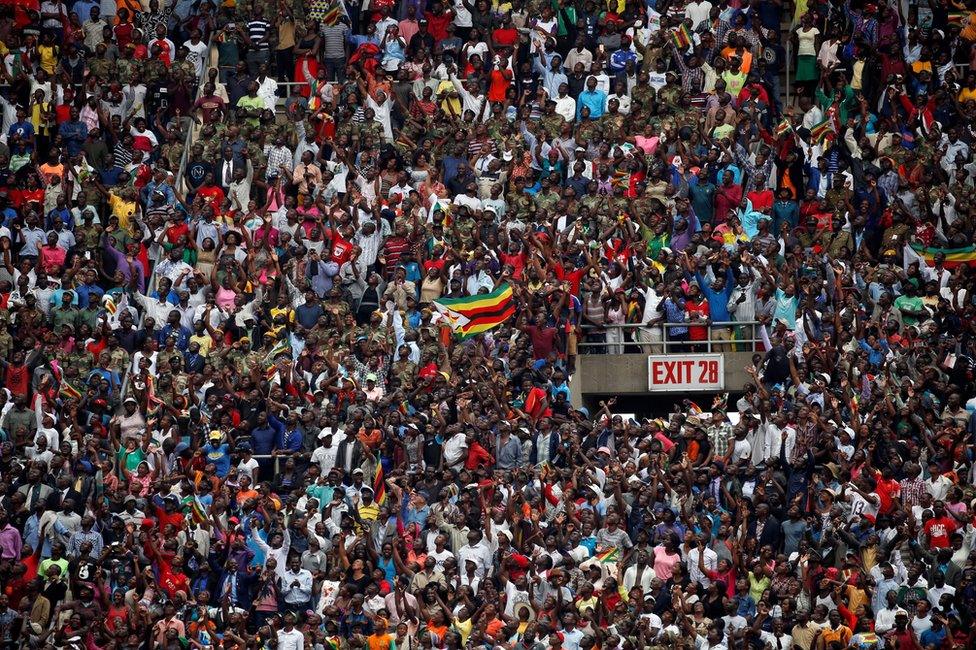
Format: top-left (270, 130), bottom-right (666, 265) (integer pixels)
top-left (570, 352), bottom-right (755, 408)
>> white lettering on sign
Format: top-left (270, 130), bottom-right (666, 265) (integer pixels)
top-left (647, 354), bottom-right (725, 392)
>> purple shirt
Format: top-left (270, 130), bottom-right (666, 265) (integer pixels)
top-left (0, 524), bottom-right (22, 561)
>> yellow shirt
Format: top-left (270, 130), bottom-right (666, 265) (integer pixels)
top-left (38, 45), bottom-right (59, 75)
top-left (454, 617), bottom-right (473, 645)
top-left (269, 306), bottom-right (295, 324)
top-left (436, 81), bottom-right (461, 117)
top-left (911, 60), bottom-right (932, 74)
top-left (30, 102), bottom-right (53, 135)
top-left (959, 86), bottom-right (976, 103)
top-left (189, 333), bottom-right (213, 356)
top-left (108, 193), bottom-right (137, 230)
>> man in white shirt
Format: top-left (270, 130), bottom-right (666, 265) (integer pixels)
top-left (275, 613), bottom-right (305, 650)
top-left (685, 0), bottom-right (713, 29)
top-left (686, 538), bottom-right (718, 587)
top-left (457, 528), bottom-right (493, 578)
top-left (563, 38), bottom-right (593, 71)
top-left (281, 557), bottom-right (314, 611)
top-left (250, 523), bottom-right (291, 580)
top-left (442, 428), bottom-right (469, 469)
top-left (758, 616), bottom-right (793, 649)
top-left (554, 83), bottom-right (576, 123)
top-left (311, 430), bottom-right (344, 475)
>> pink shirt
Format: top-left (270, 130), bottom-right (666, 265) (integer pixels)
top-left (39, 245), bottom-right (67, 272)
top-left (652, 545), bottom-right (680, 580)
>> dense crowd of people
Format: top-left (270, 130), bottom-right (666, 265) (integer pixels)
top-left (1, 0), bottom-right (976, 647)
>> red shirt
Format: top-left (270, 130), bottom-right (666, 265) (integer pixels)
top-left (492, 28), bottom-right (518, 48)
top-left (424, 11), bottom-right (453, 41)
top-left (923, 516), bottom-right (957, 549)
top-left (158, 561), bottom-right (189, 598)
top-left (196, 185), bottom-right (225, 211)
top-left (686, 298), bottom-right (710, 341)
top-left (464, 441), bottom-right (494, 470)
top-left (330, 236), bottom-right (354, 265)
top-left (874, 476), bottom-right (901, 515)
top-left (714, 182), bottom-right (743, 224)
top-left (488, 68), bottom-right (513, 102)
top-left (499, 251), bottom-right (527, 279)
top-left (523, 325), bottom-right (557, 360)
top-left (554, 263), bottom-right (586, 295)
top-left (165, 222), bottom-right (190, 244)
top-left (4, 364), bottom-right (30, 397)
top-left (746, 189), bottom-right (774, 212)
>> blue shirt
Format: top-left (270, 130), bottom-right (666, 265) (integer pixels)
top-left (157, 324), bottom-right (192, 351)
top-left (773, 288), bottom-right (798, 329)
top-left (58, 121), bottom-right (89, 156)
top-left (277, 427), bottom-right (304, 453)
top-left (609, 48), bottom-right (637, 73)
top-left (695, 270), bottom-right (734, 323)
top-left (577, 89), bottom-right (607, 120)
top-left (202, 443), bottom-right (231, 477)
top-left (857, 338), bottom-right (889, 366)
top-left (8, 121), bottom-right (34, 154)
top-left (250, 423), bottom-right (279, 454)
top-left (73, 283), bottom-right (104, 309)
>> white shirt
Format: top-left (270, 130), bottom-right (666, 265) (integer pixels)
top-left (457, 541), bottom-right (492, 578)
top-left (875, 606), bottom-right (899, 634)
top-left (928, 584), bottom-right (955, 608)
top-left (257, 76), bottom-right (279, 111)
top-left (925, 475), bottom-right (952, 501)
top-left (443, 432), bottom-right (468, 467)
top-left (685, 1), bottom-right (713, 29)
top-left (685, 546), bottom-right (718, 587)
top-left (311, 439), bottom-right (343, 475)
top-left (366, 94), bottom-right (394, 140)
top-left (759, 631), bottom-right (793, 649)
top-left (282, 568), bottom-right (314, 604)
top-left (275, 628), bottom-right (305, 650)
top-left (251, 527), bottom-right (292, 580)
top-left (554, 95), bottom-right (576, 122)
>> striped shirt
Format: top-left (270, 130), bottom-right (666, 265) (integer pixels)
top-left (320, 24), bottom-right (349, 59)
top-left (247, 20), bottom-right (271, 51)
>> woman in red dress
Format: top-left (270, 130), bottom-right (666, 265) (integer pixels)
top-left (293, 19), bottom-right (321, 98)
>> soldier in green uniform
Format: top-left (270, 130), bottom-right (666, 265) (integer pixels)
top-left (89, 43), bottom-right (117, 82)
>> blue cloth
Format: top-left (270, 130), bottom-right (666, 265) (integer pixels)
top-left (201, 442), bottom-right (231, 477)
top-left (695, 269), bottom-right (734, 322)
top-left (250, 423), bottom-right (278, 454)
top-left (157, 324), bottom-right (192, 351)
top-left (277, 426), bottom-right (304, 453)
top-left (857, 338), bottom-right (890, 367)
top-left (577, 89), bottom-right (607, 120)
top-left (58, 121), bottom-right (89, 157)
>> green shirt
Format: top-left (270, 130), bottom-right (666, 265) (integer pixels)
top-left (117, 445), bottom-right (146, 473)
top-left (236, 95), bottom-right (266, 126)
top-left (894, 295), bottom-right (924, 325)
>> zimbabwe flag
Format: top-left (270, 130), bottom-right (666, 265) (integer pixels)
top-left (809, 118), bottom-right (833, 143)
top-left (671, 24), bottom-right (692, 50)
top-left (373, 464), bottom-right (386, 505)
top-left (433, 284), bottom-right (516, 339)
top-left (59, 382), bottom-right (82, 401)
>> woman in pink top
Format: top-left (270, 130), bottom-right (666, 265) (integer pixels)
top-left (626, 124), bottom-right (661, 155)
top-left (210, 256), bottom-right (244, 312)
top-left (652, 538), bottom-right (682, 580)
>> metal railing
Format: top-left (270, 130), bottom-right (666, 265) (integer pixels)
top-left (577, 321), bottom-right (764, 354)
